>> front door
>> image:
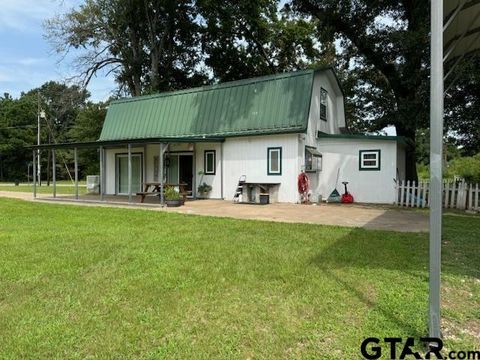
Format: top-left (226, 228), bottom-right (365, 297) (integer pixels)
top-left (178, 155), bottom-right (193, 194)
top-left (116, 154), bottom-right (142, 194)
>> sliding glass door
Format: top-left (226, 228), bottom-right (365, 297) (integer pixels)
top-left (116, 154), bottom-right (142, 194)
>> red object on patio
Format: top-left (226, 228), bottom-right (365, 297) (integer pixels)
top-left (297, 172), bottom-right (310, 203)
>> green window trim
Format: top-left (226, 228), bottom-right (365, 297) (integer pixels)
top-left (359, 149), bottom-right (381, 171)
top-left (204, 150), bottom-right (216, 175)
top-left (267, 147), bottom-right (282, 175)
top-left (320, 87), bottom-right (328, 121)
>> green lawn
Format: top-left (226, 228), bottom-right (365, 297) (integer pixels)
top-left (0, 181), bottom-right (87, 195)
top-left (0, 198), bottom-right (478, 359)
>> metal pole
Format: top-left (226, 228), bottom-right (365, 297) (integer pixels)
top-left (192, 143), bottom-right (197, 200)
top-left (100, 147), bottom-right (104, 201)
top-left (220, 142), bottom-right (224, 200)
top-left (429, 0), bottom-right (443, 339)
top-left (74, 147), bottom-right (79, 200)
top-left (128, 144), bottom-right (132, 203)
top-left (52, 149), bottom-right (56, 198)
top-left (32, 150), bottom-right (37, 199)
top-left (37, 91), bottom-right (41, 186)
top-left (159, 143), bottom-right (164, 206)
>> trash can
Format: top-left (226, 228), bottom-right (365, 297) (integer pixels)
top-left (259, 193), bottom-right (270, 205)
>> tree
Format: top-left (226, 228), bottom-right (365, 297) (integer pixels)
top-left (198, 0), bottom-right (326, 81)
top-left (45, 0), bottom-right (208, 96)
top-left (0, 94), bottom-right (36, 181)
top-left (293, 0), bottom-right (430, 180)
top-left (444, 56), bottom-right (480, 156)
top-left (68, 102), bottom-right (107, 176)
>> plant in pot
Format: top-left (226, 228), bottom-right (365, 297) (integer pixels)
top-left (164, 186), bottom-right (182, 207)
top-left (197, 182), bottom-right (212, 198)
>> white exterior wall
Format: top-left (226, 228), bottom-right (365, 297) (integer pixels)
top-left (222, 134), bottom-right (300, 203)
top-left (194, 142), bottom-right (223, 199)
top-left (306, 71), bottom-right (346, 145)
top-left (313, 139), bottom-right (399, 204)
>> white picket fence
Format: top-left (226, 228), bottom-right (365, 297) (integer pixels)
top-left (395, 180), bottom-right (480, 211)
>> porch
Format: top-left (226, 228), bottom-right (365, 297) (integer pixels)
top-left (31, 137), bottom-right (225, 206)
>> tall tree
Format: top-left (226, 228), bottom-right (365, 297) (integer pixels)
top-left (293, 0), bottom-right (430, 180)
top-left (45, 0), bottom-right (208, 96)
top-left (198, 0), bottom-right (326, 81)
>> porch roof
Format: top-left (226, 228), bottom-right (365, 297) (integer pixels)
top-left (99, 68), bottom-right (324, 142)
top-left (29, 136), bottom-right (224, 150)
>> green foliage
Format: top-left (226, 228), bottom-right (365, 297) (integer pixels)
top-left (197, 182), bottom-right (212, 193)
top-left (164, 186), bottom-right (180, 200)
top-left (446, 154), bottom-right (480, 183)
top-left (0, 198), bottom-right (478, 356)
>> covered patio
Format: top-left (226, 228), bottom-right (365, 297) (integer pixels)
top-left (31, 136), bottom-right (225, 206)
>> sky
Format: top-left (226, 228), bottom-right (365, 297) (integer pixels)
top-left (0, 0), bottom-right (115, 102)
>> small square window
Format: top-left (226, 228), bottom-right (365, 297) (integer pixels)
top-left (267, 147), bottom-right (282, 175)
top-left (204, 150), bottom-right (216, 175)
top-left (320, 88), bottom-right (328, 121)
top-left (359, 150), bottom-right (381, 171)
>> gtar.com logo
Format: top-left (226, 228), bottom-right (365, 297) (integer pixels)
top-left (360, 337), bottom-right (480, 359)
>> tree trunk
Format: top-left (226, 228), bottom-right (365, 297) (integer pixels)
top-left (395, 126), bottom-right (418, 182)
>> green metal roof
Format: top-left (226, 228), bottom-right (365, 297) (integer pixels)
top-left (99, 69), bottom-right (316, 141)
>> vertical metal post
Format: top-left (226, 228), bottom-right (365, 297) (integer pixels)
top-left (37, 92), bottom-right (41, 186)
top-left (220, 142), bottom-right (224, 200)
top-left (32, 150), bottom-right (37, 199)
top-left (192, 143), bottom-right (197, 200)
top-left (128, 144), bottom-right (132, 203)
top-left (74, 147), bottom-right (79, 200)
top-left (429, 0), bottom-right (443, 339)
top-left (100, 147), bottom-right (104, 201)
top-left (159, 143), bottom-right (165, 206)
top-left (52, 149), bottom-right (56, 198)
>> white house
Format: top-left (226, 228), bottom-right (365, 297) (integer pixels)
top-left (96, 67), bottom-right (406, 204)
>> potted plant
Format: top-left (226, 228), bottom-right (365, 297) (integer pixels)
top-left (197, 182), bottom-right (212, 198)
top-left (164, 186), bottom-right (182, 207)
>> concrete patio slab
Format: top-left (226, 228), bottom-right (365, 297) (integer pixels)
top-left (0, 191), bottom-right (429, 232)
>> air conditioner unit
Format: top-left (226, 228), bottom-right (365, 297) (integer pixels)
top-left (86, 175), bottom-right (100, 194)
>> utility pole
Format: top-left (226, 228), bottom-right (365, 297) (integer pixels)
top-left (37, 91), bottom-right (46, 186)
top-left (37, 91), bottom-right (41, 186)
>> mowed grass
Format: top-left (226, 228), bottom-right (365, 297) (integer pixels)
top-left (0, 198), bottom-right (478, 359)
top-left (0, 181), bottom-right (87, 195)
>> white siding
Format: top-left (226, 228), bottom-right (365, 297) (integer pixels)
top-left (194, 142), bottom-right (223, 199)
top-left (222, 134), bottom-right (300, 203)
top-left (306, 70), bottom-right (346, 146)
top-left (311, 139), bottom-right (399, 204)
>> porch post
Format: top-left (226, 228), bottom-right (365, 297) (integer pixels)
top-left (52, 149), bottom-right (56, 198)
top-left (429, 0), bottom-right (443, 340)
top-left (32, 150), bottom-right (37, 199)
top-left (159, 143), bottom-right (165, 206)
top-left (74, 147), bottom-right (79, 200)
top-left (192, 143), bottom-right (197, 200)
top-left (99, 146), bottom-right (104, 201)
top-left (128, 143), bottom-right (132, 203)
top-left (220, 142), bottom-right (224, 199)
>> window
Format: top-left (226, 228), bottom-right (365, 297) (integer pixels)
top-left (320, 88), bottom-right (328, 121)
top-left (305, 147), bottom-right (322, 172)
top-left (359, 150), bottom-right (381, 171)
top-left (267, 147), bottom-right (282, 175)
top-left (204, 150), bottom-right (216, 175)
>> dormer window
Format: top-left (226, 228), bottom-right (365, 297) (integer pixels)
top-left (320, 88), bottom-right (328, 121)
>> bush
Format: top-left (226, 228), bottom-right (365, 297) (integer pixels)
top-left (447, 153), bottom-right (480, 183)
top-left (164, 186), bottom-right (180, 201)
